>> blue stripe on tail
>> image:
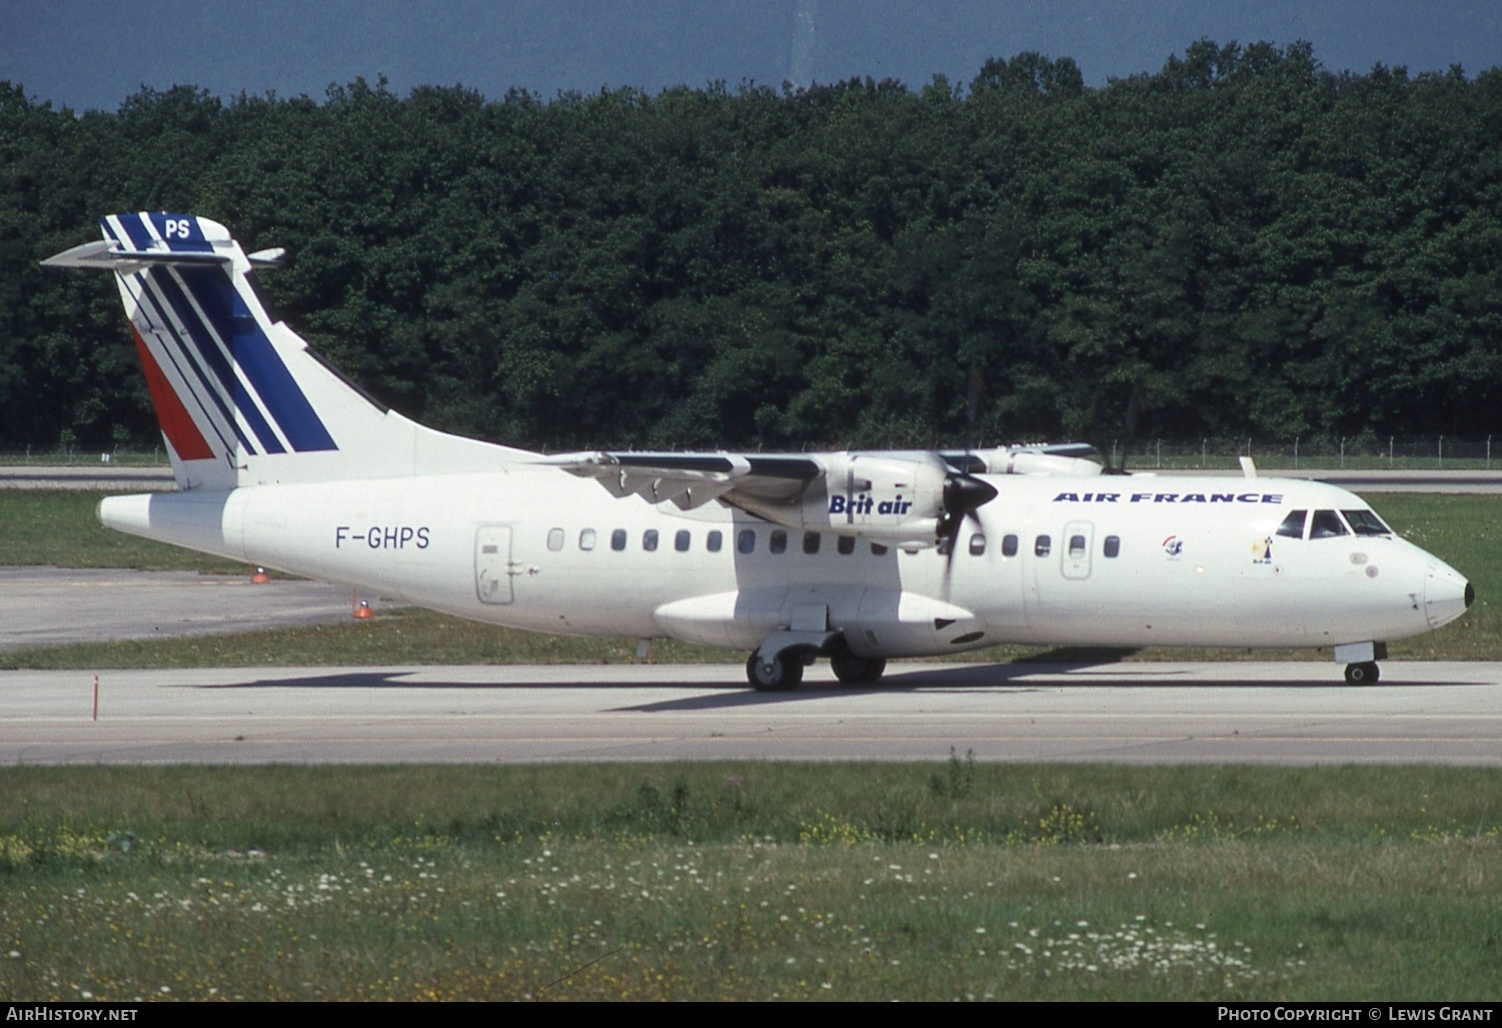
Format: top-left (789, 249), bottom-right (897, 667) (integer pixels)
top-left (175, 267), bottom-right (337, 453)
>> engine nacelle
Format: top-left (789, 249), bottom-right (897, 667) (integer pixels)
top-left (733, 452), bottom-right (951, 542)
top-left (979, 448), bottom-right (1104, 477)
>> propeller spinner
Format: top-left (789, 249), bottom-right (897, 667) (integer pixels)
top-left (939, 471), bottom-right (998, 547)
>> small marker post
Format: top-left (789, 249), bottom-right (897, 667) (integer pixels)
top-left (92, 674), bottom-right (99, 722)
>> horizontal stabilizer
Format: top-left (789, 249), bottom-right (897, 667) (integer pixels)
top-left (41, 240), bottom-right (230, 271)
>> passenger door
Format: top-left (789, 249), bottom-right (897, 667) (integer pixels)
top-left (475, 525), bottom-right (515, 605)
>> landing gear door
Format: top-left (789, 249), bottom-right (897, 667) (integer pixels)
top-left (475, 525), bottom-right (515, 605)
top-left (1061, 520), bottom-right (1094, 581)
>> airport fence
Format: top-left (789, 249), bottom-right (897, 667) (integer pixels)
top-left (0, 446), bottom-right (166, 467)
top-left (1100, 435), bottom-right (1502, 471)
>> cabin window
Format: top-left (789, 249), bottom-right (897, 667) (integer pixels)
top-left (579, 528), bottom-right (596, 551)
top-left (770, 530), bottom-right (788, 554)
top-left (1103, 535), bottom-right (1120, 558)
top-left (738, 529), bottom-right (756, 554)
top-left (643, 529), bottom-right (659, 552)
top-left (1343, 510), bottom-right (1392, 536)
top-left (837, 535), bottom-right (855, 555)
top-left (1277, 510), bottom-right (1307, 539)
top-left (1034, 534), bottom-right (1051, 557)
top-left (871, 543), bottom-right (889, 556)
top-left (1310, 510), bottom-right (1349, 539)
top-left (675, 529), bottom-right (691, 552)
top-left (610, 528), bottom-right (627, 551)
top-left (802, 532), bottom-right (821, 555)
top-left (1002, 534), bottom-right (1019, 557)
top-left (547, 528), bottom-right (565, 551)
top-left (707, 530), bottom-right (723, 552)
top-left (969, 533), bottom-right (986, 556)
top-left (1068, 534), bottom-right (1087, 558)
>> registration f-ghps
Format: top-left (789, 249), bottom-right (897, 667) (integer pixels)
top-left (45, 214), bottom-right (1472, 689)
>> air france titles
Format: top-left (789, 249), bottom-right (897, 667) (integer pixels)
top-left (1053, 492), bottom-right (1284, 505)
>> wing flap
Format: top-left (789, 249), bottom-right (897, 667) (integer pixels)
top-left (545, 451), bottom-right (815, 509)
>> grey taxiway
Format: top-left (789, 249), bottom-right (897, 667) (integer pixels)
top-left (3, 661), bottom-right (1500, 766)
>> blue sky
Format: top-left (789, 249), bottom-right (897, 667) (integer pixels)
top-left (2, 0), bottom-right (1499, 112)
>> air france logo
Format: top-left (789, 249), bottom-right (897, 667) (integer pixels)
top-left (1162, 535), bottom-right (1184, 558)
top-left (1053, 492), bottom-right (1284, 505)
top-left (1252, 536), bottom-right (1273, 564)
top-left (829, 494), bottom-right (913, 516)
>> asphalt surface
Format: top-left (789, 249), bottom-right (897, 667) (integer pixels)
top-left (0, 567), bottom-right (355, 650)
top-left (3, 661), bottom-right (1499, 765)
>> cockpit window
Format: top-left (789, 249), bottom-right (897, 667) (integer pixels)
top-left (1276, 510), bottom-right (1308, 539)
top-left (1342, 509), bottom-right (1392, 536)
top-left (1309, 510), bottom-right (1349, 539)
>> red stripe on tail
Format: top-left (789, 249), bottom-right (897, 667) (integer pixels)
top-left (130, 325), bottom-right (215, 461)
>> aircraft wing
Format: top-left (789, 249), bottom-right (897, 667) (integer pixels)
top-left (544, 451), bottom-right (820, 510)
top-left (543, 444), bottom-right (1098, 544)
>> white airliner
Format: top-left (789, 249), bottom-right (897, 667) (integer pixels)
top-left (44, 213), bottom-right (1473, 689)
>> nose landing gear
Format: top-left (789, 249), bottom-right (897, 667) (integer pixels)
top-left (1336, 641), bottom-right (1387, 686)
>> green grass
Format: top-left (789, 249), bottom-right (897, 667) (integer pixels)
top-left (0, 763), bottom-right (1497, 1001)
top-left (0, 490), bottom-right (239, 572)
top-left (0, 607), bottom-right (733, 669)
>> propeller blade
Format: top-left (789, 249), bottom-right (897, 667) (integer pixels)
top-left (938, 471), bottom-right (996, 597)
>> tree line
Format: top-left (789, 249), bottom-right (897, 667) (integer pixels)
top-left (2, 40), bottom-right (1499, 455)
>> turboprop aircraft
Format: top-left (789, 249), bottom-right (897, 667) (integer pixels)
top-left (44, 213), bottom-right (1473, 689)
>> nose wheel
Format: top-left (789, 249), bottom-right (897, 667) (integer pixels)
top-left (1344, 661), bottom-right (1380, 685)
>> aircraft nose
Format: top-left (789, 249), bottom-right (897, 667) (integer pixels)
top-left (1424, 559), bottom-right (1471, 630)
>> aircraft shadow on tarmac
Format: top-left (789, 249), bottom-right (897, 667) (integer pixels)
top-left (613, 666), bottom-right (1480, 713)
top-left (190, 662), bottom-right (1480, 715)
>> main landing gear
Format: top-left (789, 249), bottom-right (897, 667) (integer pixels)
top-left (1343, 661), bottom-right (1380, 685)
top-left (829, 652), bottom-right (887, 685)
top-left (746, 651), bottom-right (805, 692)
top-left (745, 642), bottom-right (888, 691)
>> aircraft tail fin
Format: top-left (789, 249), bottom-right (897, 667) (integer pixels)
top-left (44, 213), bottom-right (522, 489)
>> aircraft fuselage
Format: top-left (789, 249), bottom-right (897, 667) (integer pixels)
top-left (98, 469), bottom-right (1468, 659)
